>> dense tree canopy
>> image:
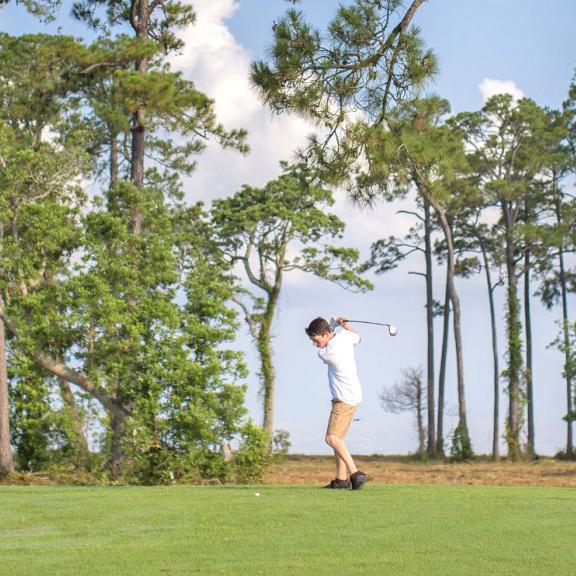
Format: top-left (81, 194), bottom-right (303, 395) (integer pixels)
top-left (0, 1), bottom-right (574, 482)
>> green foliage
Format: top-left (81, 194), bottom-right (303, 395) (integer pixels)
top-left (0, 26), bottom-right (253, 483)
top-left (252, 0), bottom-right (436, 122)
top-left (211, 162), bottom-right (373, 297)
top-left (120, 417), bottom-right (231, 486)
top-left (502, 282), bottom-right (524, 461)
top-left (538, 268), bottom-right (576, 309)
top-left (233, 421), bottom-right (272, 484)
top-left (119, 412), bottom-right (273, 485)
top-left (65, 188), bottom-right (249, 482)
top-left (272, 429), bottom-right (291, 458)
top-left (251, 0), bottom-right (437, 195)
top-left (505, 419), bottom-right (522, 463)
top-left (504, 282), bottom-right (524, 377)
top-left (65, 2), bottom-right (248, 188)
top-left (549, 321), bottom-right (576, 416)
top-left (251, 1), bottom-right (436, 193)
top-left (363, 234), bottom-right (410, 274)
top-left (3, 172), bottom-right (251, 482)
top-left (452, 94), bottom-right (556, 459)
top-left (210, 161), bottom-right (371, 435)
top-left (8, 353), bottom-right (94, 472)
top-left (454, 256), bottom-right (482, 278)
top-left (71, 0), bottom-right (195, 53)
top-left (0, 128), bottom-right (86, 300)
top-left (9, 361), bottom-right (54, 471)
top-left (449, 423), bottom-right (473, 462)
top-left (0, 106), bottom-right (89, 472)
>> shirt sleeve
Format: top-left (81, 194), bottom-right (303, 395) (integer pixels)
top-left (342, 329), bottom-right (360, 345)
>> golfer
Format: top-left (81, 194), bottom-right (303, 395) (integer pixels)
top-left (305, 316), bottom-right (368, 490)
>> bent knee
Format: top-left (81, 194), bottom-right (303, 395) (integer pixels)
top-left (325, 434), bottom-right (339, 447)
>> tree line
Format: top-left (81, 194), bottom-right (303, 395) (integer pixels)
top-left (0, 0), bottom-right (573, 484)
top-left (0, 0), bottom-right (372, 482)
top-left (356, 93), bottom-right (576, 461)
top-left (250, 0), bottom-right (575, 461)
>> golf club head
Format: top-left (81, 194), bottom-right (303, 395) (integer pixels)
top-left (389, 325), bottom-right (398, 336)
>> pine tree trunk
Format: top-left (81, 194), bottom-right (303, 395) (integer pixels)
top-left (429, 198), bottom-right (471, 456)
top-left (436, 264), bottom-right (450, 458)
top-left (423, 199), bottom-right (436, 456)
top-left (504, 210), bottom-right (522, 460)
top-left (110, 131), bottom-right (119, 186)
top-left (110, 410), bottom-right (126, 479)
top-left (0, 317), bottom-right (14, 476)
top-left (416, 374), bottom-right (425, 457)
top-left (450, 267), bottom-right (470, 452)
top-left (524, 247), bottom-right (535, 458)
top-left (480, 242), bottom-right (500, 460)
top-left (559, 250), bottom-right (573, 456)
top-left (129, 0), bottom-right (150, 234)
top-left (554, 188), bottom-right (573, 456)
top-left (259, 289), bottom-right (279, 442)
top-left (118, 0), bottom-right (150, 471)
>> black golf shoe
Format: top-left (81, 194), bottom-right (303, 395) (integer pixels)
top-left (324, 478), bottom-right (350, 489)
top-left (350, 470), bottom-right (368, 491)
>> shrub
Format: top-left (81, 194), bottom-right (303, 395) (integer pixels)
top-left (450, 423), bottom-right (473, 461)
top-left (233, 421), bottom-right (272, 484)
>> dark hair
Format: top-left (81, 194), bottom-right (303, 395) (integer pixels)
top-left (305, 317), bottom-right (331, 337)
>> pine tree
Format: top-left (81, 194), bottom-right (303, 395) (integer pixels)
top-left (0, 6), bottom-right (252, 480)
top-left (533, 104), bottom-right (576, 457)
top-left (364, 197), bottom-right (439, 456)
top-left (210, 162), bottom-right (372, 440)
top-left (453, 95), bottom-right (550, 459)
top-left (251, 0), bottom-right (438, 452)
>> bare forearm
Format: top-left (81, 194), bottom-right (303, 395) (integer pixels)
top-left (336, 316), bottom-right (361, 339)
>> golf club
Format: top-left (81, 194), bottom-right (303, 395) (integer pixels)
top-left (329, 316), bottom-right (398, 336)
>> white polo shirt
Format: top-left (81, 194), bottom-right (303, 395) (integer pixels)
top-left (317, 328), bottom-right (362, 406)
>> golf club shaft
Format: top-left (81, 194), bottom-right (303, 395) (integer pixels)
top-left (343, 319), bottom-right (392, 327)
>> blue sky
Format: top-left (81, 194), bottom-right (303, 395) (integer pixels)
top-left (1, 0), bottom-right (575, 456)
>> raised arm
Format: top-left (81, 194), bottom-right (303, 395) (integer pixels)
top-left (336, 316), bottom-right (361, 342)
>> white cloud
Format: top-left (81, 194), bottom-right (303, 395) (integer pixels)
top-left (479, 78), bottom-right (525, 102)
top-left (169, 0), bottom-right (314, 203)
top-left (168, 0), bottom-right (417, 251)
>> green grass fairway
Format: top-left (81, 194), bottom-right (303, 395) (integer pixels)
top-left (1, 484), bottom-right (574, 575)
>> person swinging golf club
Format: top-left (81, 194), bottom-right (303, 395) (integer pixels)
top-left (305, 316), bottom-right (369, 490)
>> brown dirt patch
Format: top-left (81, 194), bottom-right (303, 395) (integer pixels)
top-left (264, 455), bottom-right (576, 487)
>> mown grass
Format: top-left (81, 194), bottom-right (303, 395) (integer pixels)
top-left (1, 484), bottom-right (574, 575)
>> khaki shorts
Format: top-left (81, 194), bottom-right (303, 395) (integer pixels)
top-left (326, 399), bottom-right (357, 439)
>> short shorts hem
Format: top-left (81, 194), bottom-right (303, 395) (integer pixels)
top-left (326, 399), bottom-right (357, 438)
